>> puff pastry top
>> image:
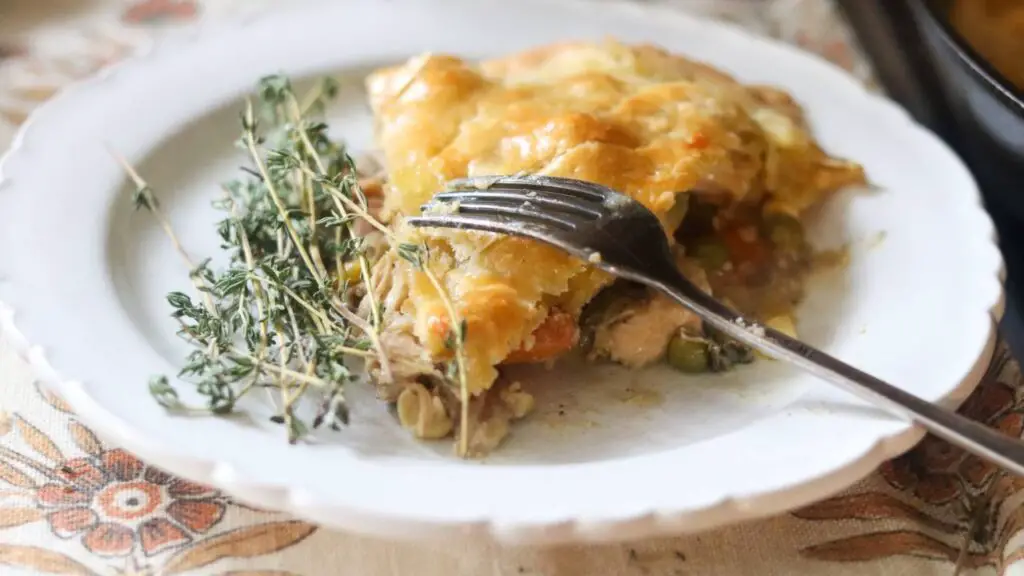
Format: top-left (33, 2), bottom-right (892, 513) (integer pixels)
top-left (366, 40), bottom-right (864, 394)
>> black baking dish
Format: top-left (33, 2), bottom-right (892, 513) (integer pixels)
top-left (907, 0), bottom-right (1024, 224)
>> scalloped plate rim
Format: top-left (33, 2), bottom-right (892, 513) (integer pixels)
top-left (0, 0), bottom-right (1006, 544)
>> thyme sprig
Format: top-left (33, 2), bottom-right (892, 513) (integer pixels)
top-left (113, 75), bottom-right (472, 451)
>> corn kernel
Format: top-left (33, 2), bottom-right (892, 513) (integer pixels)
top-left (341, 259), bottom-right (362, 284)
top-left (757, 315), bottom-right (798, 359)
top-left (767, 314), bottom-right (798, 338)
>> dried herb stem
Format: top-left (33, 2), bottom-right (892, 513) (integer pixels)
top-left (423, 268), bottom-right (471, 456)
top-left (241, 100), bottom-right (324, 285)
top-left (110, 149), bottom-right (217, 315)
top-left (284, 94), bottom-right (383, 331)
top-left (227, 196), bottom-right (270, 351)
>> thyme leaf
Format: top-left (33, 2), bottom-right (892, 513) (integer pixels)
top-left (113, 74), bottom-right (472, 454)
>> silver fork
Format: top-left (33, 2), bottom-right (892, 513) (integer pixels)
top-left (407, 174), bottom-right (1024, 475)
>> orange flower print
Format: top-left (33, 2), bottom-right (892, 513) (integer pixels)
top-left (0, 386), bottom-right (317, 575)
top-left (122, 0), bottom-right (199, 25)
top-left (38, 448), bottom-right (226, 557)
top-left (794, 346), bottom-right (1024, 573)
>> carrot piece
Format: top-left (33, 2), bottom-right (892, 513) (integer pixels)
top-left (504, 310), bottom-right (578, 364)
top-left (427, 316), bottom-right (450, 339)
top-left (722, 226), bottom-right (770, 267)
top-left (688, 131), bottom-right (709, 149)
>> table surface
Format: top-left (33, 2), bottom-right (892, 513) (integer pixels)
top-left (1, 1), bottom-right (1021, 574)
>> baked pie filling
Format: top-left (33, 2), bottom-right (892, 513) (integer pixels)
top-left (362, 40), bottom-right (866, 455)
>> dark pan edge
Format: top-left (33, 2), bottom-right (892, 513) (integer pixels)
top-left (912, 0), bottom-right (1024, 116)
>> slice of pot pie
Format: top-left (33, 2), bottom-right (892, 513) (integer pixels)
top-left (362, 40), bottom-right (865, 455)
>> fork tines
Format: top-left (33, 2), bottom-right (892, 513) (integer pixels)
top-left (409, 175), bottom-right (615, 235)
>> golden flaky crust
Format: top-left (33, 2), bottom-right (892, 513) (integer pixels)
top-left (365, 39), bottom-right (865, 401)
top-left (476, 41), bottom-right (737, 85)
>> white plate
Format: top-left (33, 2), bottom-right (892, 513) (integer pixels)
top-left (0, 0), bottom-right (1005, 544)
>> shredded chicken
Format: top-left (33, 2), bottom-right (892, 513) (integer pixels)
top-left (588, 257), bottom-right (712, 368)
top-left (362, 239), bottom-right (535, 452)
top-left (591, 292), bottom-right (702, 368)
top-left (461, 380), bottom-right (535, 456)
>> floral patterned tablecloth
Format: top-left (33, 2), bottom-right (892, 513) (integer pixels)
top-left (0, 1), bottom-right (1021, 574)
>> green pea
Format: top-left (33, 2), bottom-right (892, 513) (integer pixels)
top-left (691, 237), bottom-right (729, 271)
top-left (765, 213), bottom-right (804, 253)
top-left (667, 333), bottom-right (709, 373)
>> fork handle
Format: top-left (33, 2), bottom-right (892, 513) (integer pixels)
top-left (653, 270), bottom-right (1024, 476)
